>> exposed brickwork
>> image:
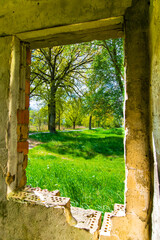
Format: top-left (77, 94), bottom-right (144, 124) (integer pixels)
top-left (17, 124), bottom-right (29, 141)
top-left (71, 207), bottom-right (101, 239)
top-left (25, 71), bottom-right (30, 109)
top-left (26, 65), bottom-right (31, 80)
top-left (17, 141), bottom-right (29, 155)
top-left (17, 109), bottom-right (29, 124)
top-left (26, 47), bottom-right (31, 65)
top-left (25, 79), bottom-right (30, 95)
top-left (17, 47), bottom-right (31, 189)
top-left (25, 94), bottom-right (29, 109)
top-left (99, 204), bottom-right (125, 239)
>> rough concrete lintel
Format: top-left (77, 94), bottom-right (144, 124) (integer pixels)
top-left (16, 16), bottom-right (124, 48)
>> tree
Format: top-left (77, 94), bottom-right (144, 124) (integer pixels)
top-left (30, 43), bottom-right (95, 133)
top-left (30, 39), bottom-right (124, 132)
top-left (83, 85), bottom-right (113, 129)
top-left (64, 97), bottom-right (83, 129)
top-left (56, 90), bottom-right (66, 130)
top-left (101, 39), bottom-right (124, 94)
top-left (29, 106), bottom-right (48, 131)
top-left (83, 38), bottom-right (124, 129)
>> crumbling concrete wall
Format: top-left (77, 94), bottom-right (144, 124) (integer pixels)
top-left (149, 0), bottom-right (160, 239)
top-left (3, 201), bottom-right (93, 240)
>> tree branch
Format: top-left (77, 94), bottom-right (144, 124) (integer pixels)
top-left (102, 40), bottom-right (124, 81)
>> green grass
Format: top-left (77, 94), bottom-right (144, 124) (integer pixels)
top-left (27, 128), bottom-right (125, 216)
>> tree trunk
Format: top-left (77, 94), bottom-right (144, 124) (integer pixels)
top-left (38, 121), bottom-right (41, 131)
top-left (73, 121), bottom-right (76, 129)
top-left (58, 109), bottom-right (61, 130)
top-left (49, 87), bottom-right (56, 133)
top-left (48, 104), bottom-right (50, 131)
top-left (89, 115), bottom-right (92, 130)
top-left (113, 42), bottom-right (124, 94)
top-left (103, 40), bottom-right (124, 94)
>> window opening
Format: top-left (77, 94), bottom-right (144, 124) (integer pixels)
top-left (26, 38), bottom-right (125, 219)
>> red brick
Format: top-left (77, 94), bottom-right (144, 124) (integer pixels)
top-left (25, 94), bottom-right (30, 109)
top-left (17, 141), bottom-right (29, 155)
top-left (25, 79), bottom-right (30, 95)
top-left (17, 110), bottom-right (29, 124)
top-left (26, 48), bottom-right (31, 65)
top-left (26, 65), bottom-right (30, 79)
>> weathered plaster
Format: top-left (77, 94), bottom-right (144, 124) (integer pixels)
top-left (0, 36), bottom-right (13, 240)
top-left (149, 0), bottom-right (160, 239)
top-left (149, 0), bottom-right (160, 185)
top-left (7, 36), bottom-right (20, 194)
top-left (0, 36), bottom-right (13, 201)
top-left (109, 1), bottom-right (151, 239)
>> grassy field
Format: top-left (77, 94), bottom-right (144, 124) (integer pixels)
top-left (27, 128), bottom-right (125, 216)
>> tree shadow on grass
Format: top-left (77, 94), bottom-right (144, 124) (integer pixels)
top-left (29, 132), bottom-right (81, 142)
top-left (38, 135), bottom-right (124, 160)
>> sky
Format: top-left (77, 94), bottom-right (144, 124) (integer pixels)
top-left (30, 99), bottom-right (45, 110)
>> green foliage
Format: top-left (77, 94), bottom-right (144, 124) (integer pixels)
top-left (91, 39), bottom-right (124, 119)
top-left (30, 39), bottom-right (124, 131)
top-left (63, 97), bottom-right (83, 128)
top-left (30, 43), bottom-right (96, 132)
top-left (27, 128), bottom-right (125, 216)
top-left (80, 39), bottom-right (124, 129)
top-left (30, 106), bottom-right (48, 131)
